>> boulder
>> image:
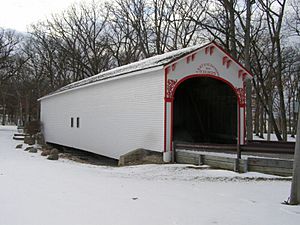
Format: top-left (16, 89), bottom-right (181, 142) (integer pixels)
top-left (24, 146), bottom-right (31, 151)
top-left (28, 147), bottom-right (38, 153)
top-left (118, 148), bottom-right (163, 166)
top-left (41, 149), bottom-right (51, 156)
top-left (50, 148), bottom-right (59, 155)
top-left (47, 148), bottom-right (59, 160)
top-left (41, 144), bottom-right (52, 151)
top-left (15, 144), bottom-right (23, 149)
top-left (24, 136), bottom-right (35, 145)
top-left (47, 154), bottom-right (59, 160)
top-left (36, 132), bottom-right (45, 145)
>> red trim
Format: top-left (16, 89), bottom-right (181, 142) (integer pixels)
top-left (212, 41), bottom-right (253, 77)
top-left (164, 42), bottom-right (253, 78)
top-left (226, 60), bottom-right (232, 68)
top-left (164, 68), bottom-right (168, 100)
top-left (171, 74), bottom-right (239, 101)
top-left (192, 53), bottom-right (196, 61)
top-left (164, 67), bottom-right (168, 152)
top-left (164, 99), bottom-right (166, 152)
top-left (205, 47), bottom-right (209, 55)
top-left (238, 69), bottom-right (244, 78)
top-left (236, 88), bottom-right (246, 107)
top-left (167, 74), bottom-right (241, 152)
top-left (164, 42), bottom-right (213, 69)
top-left (222, 56), bottom-right (232, 68)
top-left (165, 98), bottom-right (173, 102)
top-left (244, 106), bottom-right (246, 144)
top-left (172, 63), bottom-right (176, 71)
top-left (170, 98), bottom-right (174, 152)
top-left (162, 41), bottom-right (254, 152)
top-left (205, 46), bottom-right (215, 55)
top-left (209, 46), bottom-right (215, 55)
top-left (238, 106), bottom-right (241, 145)
top-left (238, 69), bottom-right (248, 81)
top-left (243, 81), bottom-right (247, 144)
top-left (186, 56), bottom-right (191, 64)
top-left (166, 79), bottom-right (178, 99)
top-left (222, 56), bottom-right (228, 65)
top-left (165, 66), bottom-right (170, 76)
top-left (238, 70), bottom-right (242, 77)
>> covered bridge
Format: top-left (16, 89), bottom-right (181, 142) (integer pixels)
top-left (39, 42), bottom-right (252, 162)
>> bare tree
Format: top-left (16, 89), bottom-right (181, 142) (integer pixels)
top-left (105, 0), bottom-right (142, 66)
top-left (251, 32), bottom-right (284, 140)
top-left (287, 0), bottom-right (300, 37)
top-left (244, 0), bottom-right (254, 141)
top-left (0, 28), bottom-right (20, 76)
top-left (258, 0), bottom-right (287, 140)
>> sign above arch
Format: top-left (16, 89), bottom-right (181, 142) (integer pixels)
top-left (164, 42), bottom-right (252, 105)
top-left (163, 42), bottom-right (252, 161)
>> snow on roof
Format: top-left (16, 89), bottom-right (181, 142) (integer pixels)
top-left (46, 44), bottom-right (203, 97)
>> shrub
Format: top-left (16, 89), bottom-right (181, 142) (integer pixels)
top-left (25, 121), bottom-right (41, 136)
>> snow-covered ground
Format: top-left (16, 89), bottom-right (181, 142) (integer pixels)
top-left (0, 126), bottom-right (299, 225)
top-left (253, 133), bottom-right (296, 142)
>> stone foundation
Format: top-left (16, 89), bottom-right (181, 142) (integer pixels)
top-left (119, 149), bottom-right (163, 166)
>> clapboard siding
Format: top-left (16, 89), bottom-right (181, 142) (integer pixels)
top-left (41, 70), bottom-right (165, 159)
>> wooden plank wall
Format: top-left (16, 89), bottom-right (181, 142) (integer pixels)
top-left (175, 150), bottom-right (293, 176)
top-left (247, 157), bottom-right (293, 176)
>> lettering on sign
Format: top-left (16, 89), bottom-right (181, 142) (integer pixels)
top-left (196, 63), bottom-right (219, 76)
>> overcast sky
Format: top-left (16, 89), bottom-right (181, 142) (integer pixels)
top-left (0, 0), bottom-right (93, 32)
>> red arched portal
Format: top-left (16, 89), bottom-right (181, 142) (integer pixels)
top-left (172, 76), bottom-right (238, 144)
top-left (163, 74), bottom-right (246, 162)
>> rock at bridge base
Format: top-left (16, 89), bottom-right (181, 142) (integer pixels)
top-left (41, 150), bottom-right (51, 156)
top-left (24, 136), bottom-right (35, 145)
top-left (47, 148), bottom-right (59, 160)
top-left (118, 149), bottom-right (163, 166)
top-left (36, 132), bottom-right (45, 145)
top-left (29, 148), bottom-right (38, 153)
top-left (15, 144), bottom-right (23, 149)
top-left (47, 153), bottom-right (59, 160)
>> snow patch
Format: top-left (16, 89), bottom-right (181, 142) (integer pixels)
top-left (0, 126), bottom-right (299, 225)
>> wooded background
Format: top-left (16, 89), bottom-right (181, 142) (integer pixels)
top-left (0, 0), bottom-right (299, 141)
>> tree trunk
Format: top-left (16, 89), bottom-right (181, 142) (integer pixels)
top-left (253, 79), bottom-right (282, 140)
top-left (223, 0), bottom-right (237, 58)
top-left (288, 96), bottom-right (292, 134)
top-left (229, 0), bottom-right (237, 57)
top-left (245, 0), bottom-right (253, 141)
top-left (275, 38), bottom-right (287, 141)
top-left (291, 97), bottom-right (296, 137)
top-left (25, 94), bottom-right (30, 125)
top-left (254, 97), bottom-right (260, 135)
top-left (289, 110), bottom-right (300, 205)
top-left (267, 96), bottom-right (273, 141)
top-left (259, 104), bottom-right (264, 138)
top-left (1, 94), bottom-right (6, 126)
top-left (2, 106), bottom-right (6, 126)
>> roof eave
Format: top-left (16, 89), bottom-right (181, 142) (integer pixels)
top-left (163, 43), bottom-right (210, 69)
top-left (38, 65), bottom-right (164, 101)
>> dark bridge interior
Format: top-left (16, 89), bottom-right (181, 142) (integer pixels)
top-left (173, 77), bottom-right (237, 144)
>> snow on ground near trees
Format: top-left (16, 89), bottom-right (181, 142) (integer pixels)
top-left (0, 126), bottom-right (299, 225)
top-left (253, 133), bottom-right (296, 142)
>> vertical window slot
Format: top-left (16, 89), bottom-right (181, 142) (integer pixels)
top-left (77, 117), bottom-right (80, 128)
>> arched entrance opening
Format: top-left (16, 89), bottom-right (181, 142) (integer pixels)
top-left (173, 76), bottom-right (238, 144)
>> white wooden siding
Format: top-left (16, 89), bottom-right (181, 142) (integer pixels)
top-left (41, 70), bottom-right (165, 159)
